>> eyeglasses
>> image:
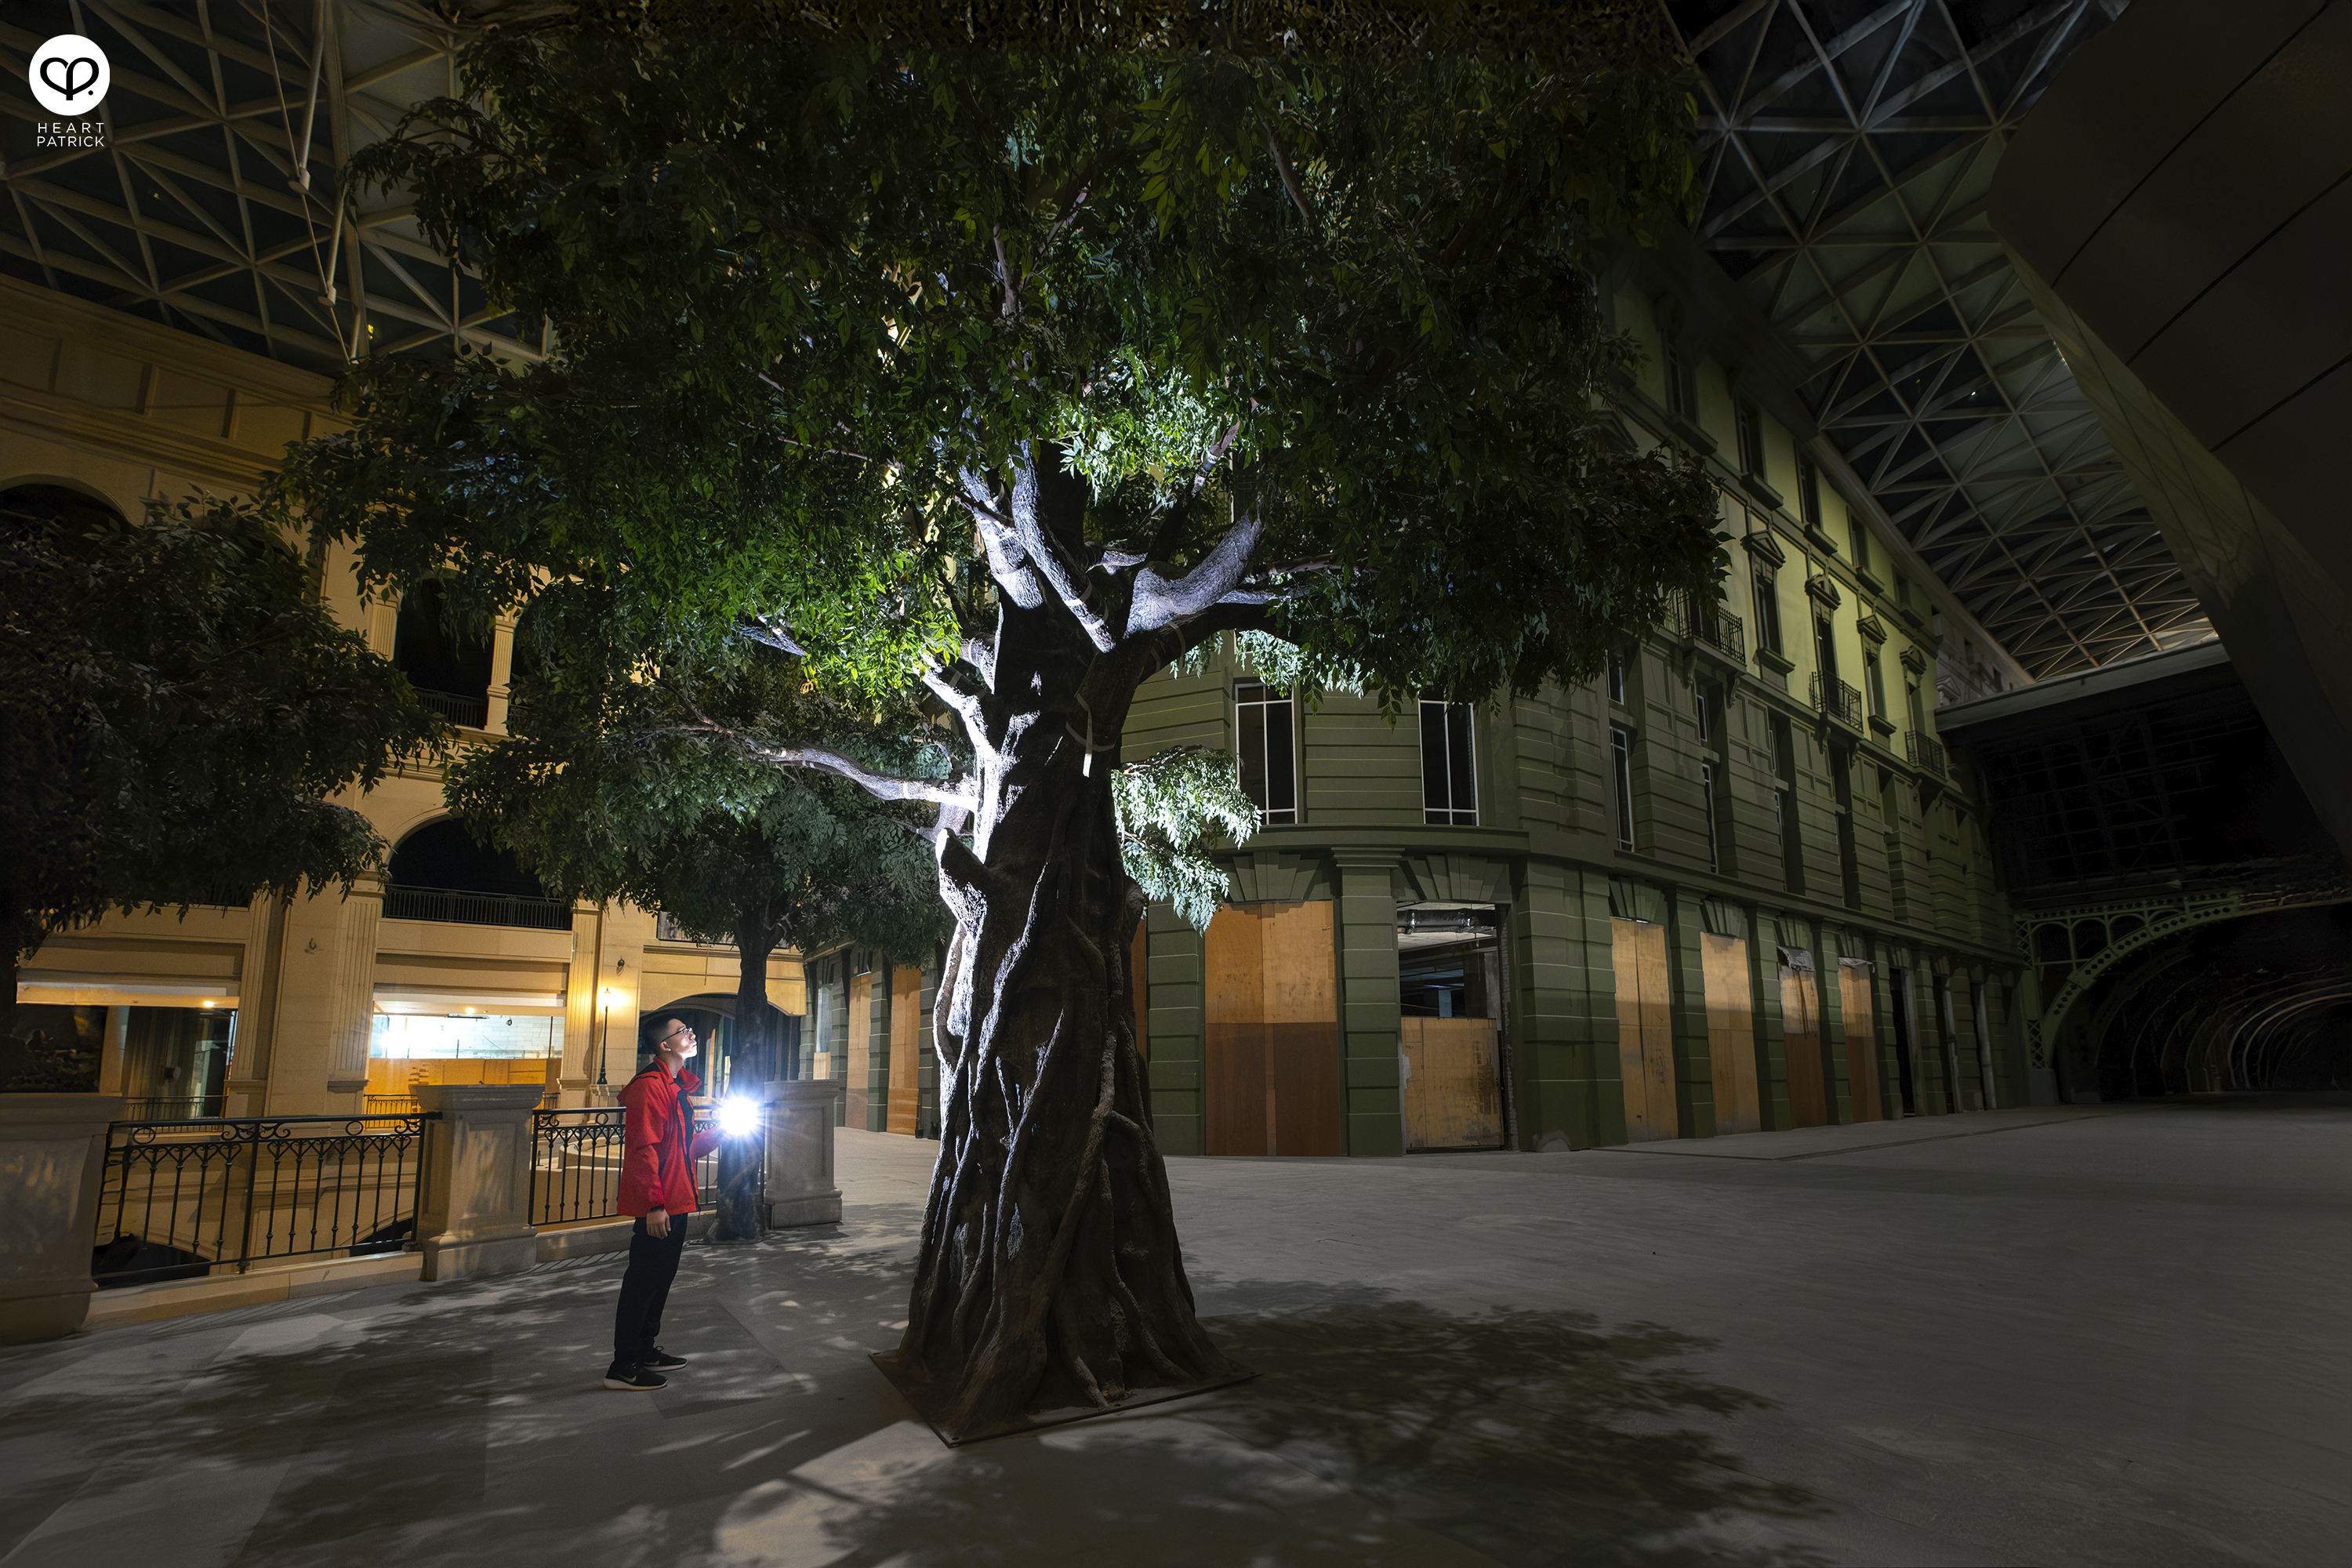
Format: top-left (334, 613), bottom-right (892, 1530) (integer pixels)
top-left (658, 1027), bottom-right (696, 1047)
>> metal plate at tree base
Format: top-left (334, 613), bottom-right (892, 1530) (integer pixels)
top-left (869, 1350), bottom-right (1258, 1447)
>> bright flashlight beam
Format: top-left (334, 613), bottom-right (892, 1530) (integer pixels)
top-left (717, 1098), bottom-right (760, 1137)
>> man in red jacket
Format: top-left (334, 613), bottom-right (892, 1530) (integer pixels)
top-left (604, 1017), bottom-right (723, 1391)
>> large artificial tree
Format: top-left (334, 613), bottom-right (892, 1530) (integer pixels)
top-left (289, 2), bottom-right (1720, 1439)
top-left (0, 487), bottom-right (445, 1054)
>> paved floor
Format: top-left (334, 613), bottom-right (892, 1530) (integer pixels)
top-left (4, 1098), bottom-right (2346, 1567)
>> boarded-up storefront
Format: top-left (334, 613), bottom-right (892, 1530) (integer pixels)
top-left (1838, 958), bottom-right (1884, 1123)
top-left (1700, 933), bottom-right (1762, 1134)
top-left (887, 965), bottom-right (920, 1134)
top-left (1780, 951), bottom-right (1828, 1127)
top-left (1203, 900), bottom-right (1341, 1156)
top-left (845, 968), bottom-right (871, 1128)
top-left (1611, 918), bottom-right (1677, 1142)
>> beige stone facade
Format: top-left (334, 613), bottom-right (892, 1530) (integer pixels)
top-left (3, 275), bottom-right (804, 1116)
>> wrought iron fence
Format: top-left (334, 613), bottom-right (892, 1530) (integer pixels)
top-left (382, 884), bottom-right (574, 931)
top-left (364, 1095), bottom-right (419, 1116)
top-left (92, 1112), bottom-right (433, 1287)
top-left (1810, 672), bottom-right (1863, 728)
top-left (1676, 592), bottom-right (1745, 662)
top-left (529, 1105), bottom-right (752, 1227)
top-left (412, 686), bottom-right (490, 728)
top-left (1906, 730), bottom-right (1948, 776)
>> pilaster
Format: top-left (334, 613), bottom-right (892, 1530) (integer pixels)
top-left (1331, 853), bottom-right (1403, 1156)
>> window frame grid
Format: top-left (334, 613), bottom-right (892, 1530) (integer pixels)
top-left (1233, 681), bottom-right (1298, 826)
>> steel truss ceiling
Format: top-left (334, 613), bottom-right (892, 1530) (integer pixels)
top-left (5, 2), bottom-right (2212, 681)
top-left (0, 0), bottom-right (539, 372)
top-left (1662, 0), bottom-right (2214, 680)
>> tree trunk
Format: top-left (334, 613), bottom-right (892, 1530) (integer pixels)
top-left (884, 605), bottom-right (1247, 1441)
top-left (718, 911), bottom-right (780, 1241)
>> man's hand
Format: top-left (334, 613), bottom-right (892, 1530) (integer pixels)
top-left (645, 1207), bottom-right (670, 1239)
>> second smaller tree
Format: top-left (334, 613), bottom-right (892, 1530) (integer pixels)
top-left (445, 588), bottom-right (949, 1230)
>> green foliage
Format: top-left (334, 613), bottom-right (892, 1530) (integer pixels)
top-left (289, 9), bottom-right (1718, 703)
top-left (446, 622), bottom-right (949, 966)
top-left (1110, 747), bottom-right (1259, 931)
top-left (0, 490), bottom-right (448, 982)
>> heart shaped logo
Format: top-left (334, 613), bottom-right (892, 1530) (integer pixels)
top-left (29, 33), bottom-right (111, 118)
top-left (42, 56), bottom-right (100, 102)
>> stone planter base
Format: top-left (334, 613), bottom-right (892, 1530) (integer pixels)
top-left (0, 1094), bottom-right (122, 1345)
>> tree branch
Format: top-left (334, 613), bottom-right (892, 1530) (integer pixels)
top-left (1005, 444), bottom-right (1116, 652)
top-left (1127, 503), bottom-right (1269, 634)
top-left (1265, 123), bottom-right (1320, 241)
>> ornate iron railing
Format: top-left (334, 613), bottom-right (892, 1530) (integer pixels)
top-left (92, 1112), bottom-right (432, 1287)
top-left (411, 686), bottom-right (490, 728)
top-left (381, 884), bottom-right (574, 931)
top-left (529, 1105), bottom-right (747, 1226)
top-left (1810, 672), bottom-right (1863, 728)
top-left (1906, 731), bottom-right (1948, 776)
top-left (1675, 592), bottom-right (1745, 662)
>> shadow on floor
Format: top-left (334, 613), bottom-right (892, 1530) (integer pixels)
top-left (1193, 1287), bottom-right (1828, 1568)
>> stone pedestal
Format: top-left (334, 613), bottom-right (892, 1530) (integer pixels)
top-left (0, 1094), bottom-right (121, 1343)
top-left (412, 1084), bottom-right (545, 1280)
top-left (760, 1080), bottom-right (844, 1227)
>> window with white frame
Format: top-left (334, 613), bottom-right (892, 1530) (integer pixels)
top-left (1610, 724), bottom-right (1636, 850)
top-left (1700, 760), bottom-right (1721, 873)
top-left (1234, 682), bottom-right (1297, 825)
top-left (1419, 697), bottom-right (1478, 826)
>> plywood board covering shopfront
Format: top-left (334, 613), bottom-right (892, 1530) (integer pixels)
top-left (887, 965), bottom-right (920, 1134)
top-left (1610, 919), bottom-right (1677, 1142)
top-left (1700, 935), bottom-right (1762, 1134)
top-left (1400, 1017), bottom-right (1504, 1149)
top-left (845, 971), bottom-right (871, 1128)
top-left (1203, 901), bottom-right (1341, 1156)
top-left (1780, 962), bottom-right (1828, 1127)
top-left (1838, 960), bottom-right (1884, 1123)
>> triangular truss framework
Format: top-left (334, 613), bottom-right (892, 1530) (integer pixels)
top-left (1, 0), bottom-right (537, 372)
top-left (1663, 0), bottom-right (2212, 680)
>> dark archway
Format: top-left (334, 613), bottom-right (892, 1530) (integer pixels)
top-left (392, 580), bottom-right (493, 727)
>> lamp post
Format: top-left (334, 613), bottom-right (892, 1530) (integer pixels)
top-left (596, 986), bottom-right (619, 1092)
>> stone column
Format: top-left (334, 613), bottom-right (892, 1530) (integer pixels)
top-left (322, 871), bottom-right (384, 1109)
top-left (761, 1080), bottom-right (844, 1226)
top-left (0, 1094), bottom-right (122, 1344)
top-left (411, 1083), bottom-right (544, 1280)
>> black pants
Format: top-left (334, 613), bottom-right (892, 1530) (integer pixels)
top-left (611, 1212), bottom-right (690, 1370)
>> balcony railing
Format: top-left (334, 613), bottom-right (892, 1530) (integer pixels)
top-left (121, 1094), bottom-right (226, 1120)
top-left (1675, 593), bottom-right (1745, 662)
top-left (382, 884), bottom-right (574, 931)
top-left (412, 687), bottom-right (490, 728)
top-left (1906, 731), bottom-right (1947, 776)
top-left (1810, 672), bottom-right (1863, 728)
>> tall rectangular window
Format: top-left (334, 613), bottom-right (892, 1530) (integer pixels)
top-left (1737, 399), bottom-right (1765, 477)
top-left (1813, 615), bottom-right (1839, 686)
top-left (1420, 698), bottom-right (1477, 826)
top-left (1798, 457), bottom-right (1823, 530)
top-left (1700, 760), bottom-right (1721, 873)
top-left (1610, 724), bottom-right (1636, 850)
top-left (1235, 682), bottom-right (1297, 825)
top-left (1607, 655), bottom-right (1628, 706)
top-left (1850, 514), bottom-right (1872, 573)
top-left (1905, 678), bottom-right (1926, 736)
top-left (1695, 684), bottom-right (1712, 743)
top-left (1664, 339), bottom-right (1693, 419)
top-left (1866, 650), bottom-right (1888, 721)
top-left (1752, 571), bottom-right (1784, 655)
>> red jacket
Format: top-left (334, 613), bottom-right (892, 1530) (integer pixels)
top-left (617, 1064), bottom-right (721, 1217)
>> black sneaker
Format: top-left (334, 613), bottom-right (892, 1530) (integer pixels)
top-left (642, 1347), bottom-right (689, 1371)
top-left (603, 1363), bottom-right (666, 1391)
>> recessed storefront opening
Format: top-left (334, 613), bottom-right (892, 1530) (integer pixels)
top-left (1397, 903), bottom-right (1508, 1152)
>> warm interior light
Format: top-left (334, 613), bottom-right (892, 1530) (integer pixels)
top-left (717, 1097), bottom-right (760, 1137)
